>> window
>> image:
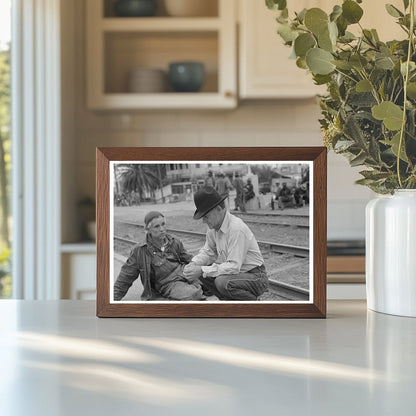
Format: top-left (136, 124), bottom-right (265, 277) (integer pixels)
top-left (0, 0), bottom-right (11, 298)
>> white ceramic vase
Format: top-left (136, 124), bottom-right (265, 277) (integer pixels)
top-left (366, 190), bottom-right (416, 317)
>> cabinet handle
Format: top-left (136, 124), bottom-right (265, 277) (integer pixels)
top-left (225, 91), bottom-right (234, 99)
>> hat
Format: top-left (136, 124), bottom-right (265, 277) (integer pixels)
top-left (144, 211), bottom-right (164, 228)
top-left (193, 186), bottom-right (227, 220)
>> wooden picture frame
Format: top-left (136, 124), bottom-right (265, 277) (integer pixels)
top-left (96, 147), bottom-right (327, 318)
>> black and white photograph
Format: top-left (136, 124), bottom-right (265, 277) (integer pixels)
top-left (110, 161), bottom-right (313, 304)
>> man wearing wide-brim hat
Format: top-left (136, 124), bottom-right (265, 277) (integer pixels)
top-left (183, 187), bottom-right (269, 300)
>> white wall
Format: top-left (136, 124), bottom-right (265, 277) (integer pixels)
top-left (61, 0), bottom-right (375, 243)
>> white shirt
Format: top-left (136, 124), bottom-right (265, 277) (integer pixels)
top-left (191, 211), bottom-right (264, 277)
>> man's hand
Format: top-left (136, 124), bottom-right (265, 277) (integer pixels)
top-left (183, 263), bottom-right (203, 280)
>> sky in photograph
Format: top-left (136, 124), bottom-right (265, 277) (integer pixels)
top-left (0, 0), bottom-right (11, 49)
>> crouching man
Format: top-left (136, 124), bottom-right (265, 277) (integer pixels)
top-left (183, 187), bottom-right (269, 301)
top-left (114, 211), bottom-right (204, 301)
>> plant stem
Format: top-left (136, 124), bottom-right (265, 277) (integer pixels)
top-left (397, 0), bottom-right (415, 188)
top-left (334, 68), bottom-right (358, 84)
top-left (358, 69), bottom-right (381, 104)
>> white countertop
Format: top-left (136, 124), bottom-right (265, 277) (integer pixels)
top-left (0, 300), bottom-right (415, 415)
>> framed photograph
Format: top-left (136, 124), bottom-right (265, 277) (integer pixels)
top-left (96, 147), bottom-right (327, 318)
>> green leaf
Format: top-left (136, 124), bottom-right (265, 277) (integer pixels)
top-left (356, 79), bottom-right (372, 92)
top-left (401, 61), bottom-right (416, 76)
top-left (407, 82), bottom-right (416, 99)
top-left (360, 170), bottom-right (391, 180)
top-left (350, 54), bottom-right (368, 70)
top-left (336, 15), bottom-right (348, 36)
top-left (348, 92), bottom-right (377, 107)
top-left (371, 29), bottom-right (380, 42)
top-left (306, 48), bottom-right (336, 75)
top-left (266, 0), bottom-right (287, 11)
top-left (372, 101), bottom-right (404, 131)
top-left (355, 178), bottom-right (377, 186)
top-left (369, 136), bottom-right (382, 163)
top-left (277, 23), bottom-right (298, 43)
top-left (296, 8), bottom-right (307, 23)
top-left (294, 33), bottom-right (316, 58)
top-left (378, 77), bottom-right (386, 100)
top-left (328, 21), bottom-right (338, 45)
top-left (334, 140), bottom-right (355, 151)
top-left (403, 0), bottom-right (409, 10)
top-left (296, 57), bottom-right (308, 69)
top-left (370, 67), bottom-right (386, 85)
top-left (344, 114), bottom-right (367, 147)
top-left (375, 55), bottom-right (395, 70)
top-left (342, 0), bottom-right (364, 24)
top-left (276, 14), bottom-right (287, 24)
top-left (313, 74), bottom-right (332, 85)
top-left (304, 8), bottom-right (329, 35)
top-left (385, 4), bottom-right (404, 18)
top-left (350, 152), bottom-right (368, 167)
top-left (389, 132), bottom-right (409, 162)
top-left (318, 27), bottom-right (334, 52)
top-left (339, 31), bottom-right (356, 43)
top-left (330, 5), bottom-right (342, 22)
top-left (363, 29), bottom-right (376, 46)
top-left (333, 60), bottom-right (352, 70)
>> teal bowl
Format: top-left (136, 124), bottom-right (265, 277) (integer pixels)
top-left (114, 0), bottom-right (157, 17)
top-left (168, 62), bottom-right (205, 92)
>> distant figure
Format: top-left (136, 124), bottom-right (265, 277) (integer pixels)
top-left (215, 172), bottom-right (231, 209)
top-left (293, 186), bottom-right (303, 207)
top-left (233, 172), bottom-right (246, 212)
top-left (204, 170), bottom-right (215, 188)
top-left (113, 211), bottom-right (204, 301)
top-left (301, 182), bottom-right (309, 205)
top-left (278, 182), bottom-right (293, 210)
top-left (186, 188), bottom-right (192, 201)
top-left (244, 178), bottom-right (255, 203)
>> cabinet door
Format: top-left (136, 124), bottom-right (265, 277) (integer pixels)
top-left (239, 0), bottom-right (326, 99)
top-left (239, 0), bottom-right (404, 99)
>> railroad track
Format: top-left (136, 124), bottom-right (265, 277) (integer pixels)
top-left (114, 222), bottom-right (310, 301)
top-left (231, 212), bottom-right (309, 228)
top-left (115, 221), bottom-right (309, 257)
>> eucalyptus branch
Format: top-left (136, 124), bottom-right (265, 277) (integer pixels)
top-left (390, 79), bottom-right (398, 101)
top-left (358, 69), bottom-right (381, 105)
top-left (334, 68), bottom-right (358, 84)
top-left (397, 0), bottom-right (415, 188)
top-left (393, 85), bottom-right (404, 103)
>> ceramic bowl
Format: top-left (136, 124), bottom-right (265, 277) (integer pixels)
top-left (164, 0), bottom-right (217, 17)
top-left (114, 0), bottom-right (158, 17)
top-left (168, 62), bottom-right (205, 92)
top-left (128, 68), bottom-right (167, 93)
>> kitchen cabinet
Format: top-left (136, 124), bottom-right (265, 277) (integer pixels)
top-left (238, 0), bottom-right (325, 99)
top-left (238, 0), bottom-right (404, 99)
top-left (86, 0), bottom-right (237, 109)
top-left (61, 244), bottom-right (96, 300)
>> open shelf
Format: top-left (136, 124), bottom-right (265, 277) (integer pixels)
top-left (103, 0), bottom-right (219, 18)
top-left (104, 31), bottom-right (218, 94)
top-left (101, 17), bottom-right (221, 31)
top-left (86, 0), bottom-right (236, 109)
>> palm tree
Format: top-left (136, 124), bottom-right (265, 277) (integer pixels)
top-left (119, 164), bottom-right (160, 202)
top-left (251, 164), bottom-right (274, 183)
